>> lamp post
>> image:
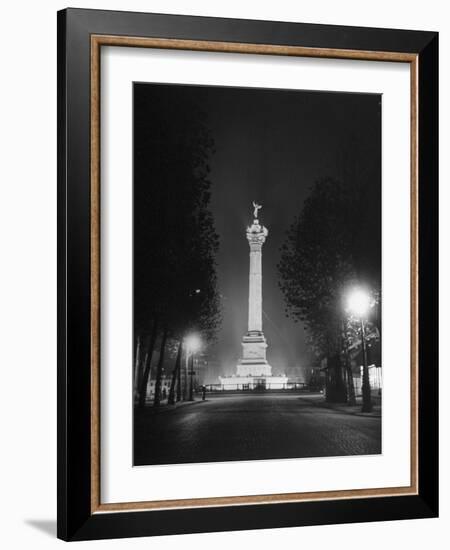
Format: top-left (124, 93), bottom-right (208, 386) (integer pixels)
top-left (347, 289), bottom-right (373, 413)
top-left (185, 334), bottom-right (202, 402)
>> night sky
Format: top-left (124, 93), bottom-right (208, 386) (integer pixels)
top-left (135, 83), bottom-right (381, 382)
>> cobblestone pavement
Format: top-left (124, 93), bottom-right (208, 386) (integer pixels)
top-left (134, 393), bottom-right (381, 466)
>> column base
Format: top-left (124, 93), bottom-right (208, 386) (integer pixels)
top-left (218, 374), bottom-right (289, 390)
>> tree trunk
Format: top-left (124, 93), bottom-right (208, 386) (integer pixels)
top-left (176, 354), bottom-right (182, 402)
top-left (137, 319), bottom-right (159, 409)
top-left (153, 328), bottom-right (168, 407)
top-left (138, 340), bottom-right (149, 394)
top-left (326, 353), bottom-right (347, 403)
top-left (335, 355), bottom-right (348, 403)
top-left (133, 334), bottom-right (142, 399)
top-left (182, 353), bottom-right (188, 401)
top-left (345, 358), bottom-right (356, 405)
top-left (168, 340), bottom-right (183, 405)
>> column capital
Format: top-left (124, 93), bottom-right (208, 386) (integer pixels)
top-left (246, 219), bottom-right (268, 246)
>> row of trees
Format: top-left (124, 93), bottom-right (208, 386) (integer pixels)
top-left (278, 175), bottom-right (381, 403)
top-left (133, 85), bottom-right (221, 408)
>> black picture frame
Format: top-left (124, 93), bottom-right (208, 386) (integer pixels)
top-left (57, 8), bottom-right (438, 541)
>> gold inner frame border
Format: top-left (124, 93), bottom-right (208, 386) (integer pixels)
top-left (89, 34), bottom-right (419, 514)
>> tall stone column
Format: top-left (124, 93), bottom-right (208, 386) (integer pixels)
top-left (218, 202), bottom-right (290, 389)
top-left (236, 209), bottom-right (272, 378)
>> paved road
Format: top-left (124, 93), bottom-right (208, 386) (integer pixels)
top-left (133, 394), bottom-right (381, 466)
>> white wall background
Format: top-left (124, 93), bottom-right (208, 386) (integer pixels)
top-left (0, 1), bottom-right (447, 548)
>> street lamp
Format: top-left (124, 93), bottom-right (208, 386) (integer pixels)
top-left (347, 288), bottom-right (373, 413)
top-left (185, 333), bottom-right (202, 401)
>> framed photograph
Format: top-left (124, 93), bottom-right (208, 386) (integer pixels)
top-left (57, 8), bottom-right (438, 541)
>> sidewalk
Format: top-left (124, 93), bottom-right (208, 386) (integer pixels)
top-left (301, 393), bottom-right (382, 418)
top-left (134, 397), bottom-right (208, 416)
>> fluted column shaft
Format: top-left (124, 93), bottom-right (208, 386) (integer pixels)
top-left (248, 242), bottom-right (263, 332)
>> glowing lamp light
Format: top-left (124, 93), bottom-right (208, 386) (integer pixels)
top-left (347, 289), bottom-right (371, 318)
top-left (185, 333), bottom-right (202, 354)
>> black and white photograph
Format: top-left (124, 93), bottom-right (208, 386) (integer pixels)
top-left (133, 82), bottom-right (382, 466)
